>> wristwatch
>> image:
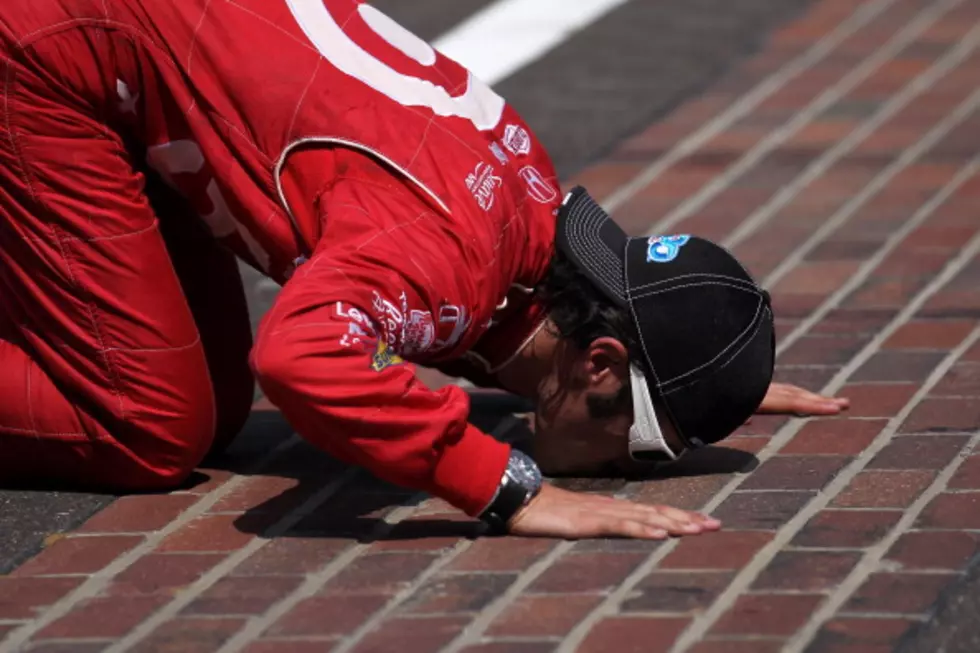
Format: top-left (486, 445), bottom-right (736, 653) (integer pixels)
top-left (478, 449), bottom-right (543, 532)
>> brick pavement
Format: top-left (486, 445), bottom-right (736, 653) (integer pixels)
top-left (5, 0), bottom-right (980, 651)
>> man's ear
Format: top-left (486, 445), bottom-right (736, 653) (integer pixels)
top-left (584, 337), bottom-right (629, 389)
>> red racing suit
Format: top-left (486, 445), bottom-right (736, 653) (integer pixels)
top-left (0, 0), bottom-right (561, 514)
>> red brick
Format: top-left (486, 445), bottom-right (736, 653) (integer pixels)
top-left (900, 398), bottom-right (980, 433)
top-left (807, 236), bottom-right (883, 263)
top-left (736, 414), bottom-right (790, 437)
top-left (839, 384), bottom-right (918, 417)
top-left (448, 537), bottom-right (556, 572)
top-left (779, 336), bottom-right (869, 366)
top-left (771, 292), bottom-right (825, 319)
top-left (487, 594), bottom-right (602, 637)
top-left (740, 456), bottom-right (850, 491)
top-left (793, 510), bottom-right (901, 548)
top-left (628, 474), bottom-right (732, 513)
top-left (400, 573), bottom-right (516, 615)
top-left (949, 454), bottom-right (980, 489)
top-left (244, 641), bottom-right (337, 653)
top-left (267, 594), bottom-right (389, 637)
top-left (622, 571), bottom-right (733, 612)
top-left (578, 617), bottom-right (690, 653)
top-left (883, 320), bottom-right (975, 350)
top-left (129, 617), bottom-right (244, 653)
top-left (712, 491), bottom-right (814, 531)
top-left (724, 436), bottom-right (770, 455)
top-left (182, 576), bottom-right (302, 616)
top-left (779, 336), bottom-right (868, 365)
top-left (918, 492), bottom-right (980, 529)
top-left (211, 476), bottom-right (307, 513)
top-left (564, 162), bottom-right (647, 205)
top-left (782, 420), bottom-right (886, 455)
top-left (962, 338), bottom-right (980, 361)
top-left (529, 553), bottom-right (645, 593)
top-left (37, 596), bottom-right (167, 638)
top-left (13, 644), bottom-right (107, 653)
top-left (870, 435), bottom-right (969, 470)
top-left (371, 517), bottom-right (483, 552)
top-left (157, 514), bottom-right (257, 552)
top-left (933, 363), bottom-right (980, 396)
top-left (689, 642), bottom-right (784, 653)
top-left (11, 535), bottom-right (142, 577)
top-left (851, 352), bottom-right (945, 383)
top-left (110, 553), bottom-right (226, 596)
top-left (774, 367), bottom-right (838, 393)
top-left (661, 531), bottom-right (772, 570)
top-left (774, 262), bottom-right (861, 296)
top-left (813, 309), bottom-right (895, 336)
top-left (460, 644), bottom-right (554, 653)
top-left (185, 468), bottom-right (235, 495)
top-left (321, 552), bottom-right (438, 594)
top-left (78, 495), bottom-right (199, 533)
top-left (886, 531), bottom-right (980, 570)
top-left (233, 538), bottom-right (352, 576)
top-left (845, 572), bottom-right (955, 614)
top-left (809, 618), bottom-right (917, 653)
top-left (711, 594), bottom-right (823, 636)
top-left (350, 616), bottom-right (468, 653)
top-left (834, 470), bottom-right (936, 508)
top-left (753, 550), bottom-right (861, 591)
top-left (0, 577), bottom-right (83, 619)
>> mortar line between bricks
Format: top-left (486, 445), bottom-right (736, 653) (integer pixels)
top-left (440, 538), bottom-right (577, 653)
top-left (788, 428), bottom-right (980, 649)
top-left (835, 612), bottom-right (935, 619)
top-left (756, 49), bottom-right (980, 293)
top-left (719, 3), bottom-right (980, 251)
top-left (766, 135), bottom-right (980, 358)
top-left (102, 467), bottom-right (361, 653)
top-left (648, 0), bottom-right (962, 238)
top-left (601, 0), bottom-right (899, 213)
top-left (441, 421), bottom-right (661, 652)
top-left (0, 433), bottom-right (306, 653)
top-left (215, 416), bottom-right (527, 653)
top-left (330, 541), bottom-right (473, 652)
top-left (558, 173), bottom-right (980, 653)
top-left (666, 293), bottom-right (980, 651)
top-left (210, 499), bottom-right (425, 653)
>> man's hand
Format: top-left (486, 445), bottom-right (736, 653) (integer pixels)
top-left (508, 484), bottom-right (722, 539)
top-left (757, 382), bottom-right (850, 416)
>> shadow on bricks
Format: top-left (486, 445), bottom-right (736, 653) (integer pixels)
top-left (199, 398), bottom-right (758, 546)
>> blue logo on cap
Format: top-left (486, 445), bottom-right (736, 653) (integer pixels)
top-left (647, 235), bottom-right (691, 263)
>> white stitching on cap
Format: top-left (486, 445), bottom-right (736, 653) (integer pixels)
top-left (663, 305), bottom-right (771, 396)
top-left (566, 197), bottom-right (623, 298)
top-left (631, 280), bottom-right (761, 301)
top-left (568, 201), bottom-right (615, 292)
top-left (629, 272), bottom-right (758, 294)
top-left (625, 255), bottom-right (663, 389)
top-left (660, 297), bottom-right (765, 387)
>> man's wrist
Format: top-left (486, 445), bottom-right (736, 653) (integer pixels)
top-left (478, 449), bottom-right (543, 532)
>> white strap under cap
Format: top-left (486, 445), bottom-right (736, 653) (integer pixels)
top-left (628, 364), bottom-right (679, 461)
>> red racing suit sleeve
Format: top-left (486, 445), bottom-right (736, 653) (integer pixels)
top-left (250, 257), bottom-right (510, 517)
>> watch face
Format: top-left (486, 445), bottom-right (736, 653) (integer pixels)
top-left (508, 450), bottom-right (543, 489)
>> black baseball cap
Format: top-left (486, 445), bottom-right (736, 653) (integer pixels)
top-left (555, 187), bottom-right (776, 460)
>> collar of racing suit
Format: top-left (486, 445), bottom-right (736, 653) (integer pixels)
top-left (461, 283), bottom-right (550, 376)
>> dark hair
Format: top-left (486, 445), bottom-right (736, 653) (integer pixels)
top-left (536, 249), bottom-right (641, 418)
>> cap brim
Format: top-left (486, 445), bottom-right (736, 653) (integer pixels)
top-left (555, 187), bottom-right (630, 307)
top-left (628, 364), bottom-right (679, 462)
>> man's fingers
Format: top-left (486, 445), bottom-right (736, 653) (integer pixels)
top-left (611, 519), bottom-right (669, 540)
top-left (758, 383), bottom-right (851, 416)
top-left (589, 499), bottom-right (724, 535)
